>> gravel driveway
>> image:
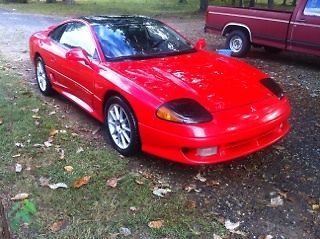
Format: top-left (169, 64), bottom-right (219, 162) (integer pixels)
top-left (0, 9), bottom-right (319, 239)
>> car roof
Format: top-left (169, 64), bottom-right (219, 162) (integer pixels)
top-left (80, 16), bottom-right (160, 26)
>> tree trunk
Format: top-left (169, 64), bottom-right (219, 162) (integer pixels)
top-left (292, 0), bottom-right (297, 6)
top-left (46, 0), bottom-right (56, 3)
top-left (281, 0), bottom-right (287, 6)
top-left (267, 0), bottom-right (273, 8)
top-left (249, 0), bottom-right (255, 7)
top-left (63, 0), bottom-right (75, 5)
top-left (199, 0), bottom-right (208, 12)
top-left (0, 199), bottom-right (11, 239)
top-left (179, 0), bottom-right (187, 3)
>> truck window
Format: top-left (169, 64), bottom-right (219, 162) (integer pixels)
top-left (304, 0), bottom-right (320, 16)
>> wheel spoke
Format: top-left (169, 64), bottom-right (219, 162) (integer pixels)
top-left (122, 131), bottom-right (130, 142)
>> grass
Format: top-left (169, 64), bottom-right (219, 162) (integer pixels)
top-left (0, 59), bottom-right (227, 238)
top-left (0, 0), bottom-right (295, 17)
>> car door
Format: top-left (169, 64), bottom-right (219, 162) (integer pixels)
top-left (288, 0), bottom-right (320, 56)
top-left (56, 21), bottom-right (100, 112)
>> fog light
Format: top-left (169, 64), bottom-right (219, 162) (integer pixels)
top-left (196, 147), bottom-right (218, 157)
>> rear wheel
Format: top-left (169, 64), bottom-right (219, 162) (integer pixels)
top-left (105, 95), bottom-right (140, 156)
top-left (35, 56), bottom-right (53, 96)
top-left (226, 30), bottom-right (250, 57)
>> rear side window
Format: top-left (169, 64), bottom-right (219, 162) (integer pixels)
top-left (304, 0), bottom-right (320, 16)
top-left (49, 24), bottom-right (68, 42)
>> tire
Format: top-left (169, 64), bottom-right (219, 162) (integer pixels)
top-left (264, 46), bottom-right (282, 54)
top-left (226, 30), bottom-right (250, 57)
top-left (35, 56), bottom-right (53, 96)
top-left (105, 95), bottom-right (140, 156)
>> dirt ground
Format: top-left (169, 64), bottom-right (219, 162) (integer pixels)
top-left (0, 9), bottom-right (319, 239)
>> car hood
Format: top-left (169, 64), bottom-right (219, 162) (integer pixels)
top-left (107, 51), bottom-right (271, 112)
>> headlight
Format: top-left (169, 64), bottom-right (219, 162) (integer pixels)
top-left (260, 78), bottom-right (284, 99)
top-left (156, 98), bottom-right (212, 124)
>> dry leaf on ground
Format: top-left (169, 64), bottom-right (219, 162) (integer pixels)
top-left (148, 220), bottom-right (164, 229)
top-left (224, 219), bottom-right (240, 230)
top-left (106, 177), bottom-right (118, 188)
top-left (194, 173), bottom-right (207, 182)
top-left (185, 200), bottom-right (197, 209)
top-left (48, 183), bottom-right (68, 190)
top-left (12, 154), bottom-right (21, 158)
top-left (31, 108), bottom-right (39, 113)
top-left (76, 147), bottom-right (84, 154)
top-left (49, 129), bottom-right (59, 137)
top-left (15, 163), bottom-right (22, 173)
top-left (73, 176), bottom-right (91, 188)
top-left (152, 187), bottom-right (171, 197)
top-left (64, 166), bottom-right (73, 172)
top-left (0, 117), bottom-right (3, 125)
top-left (50, 219), bottom-right (68, 232)
top-left (39, 176), bottom-right (49, 187)
top-left (11, 193), bottom-right (29, 201)
top-left (270, 196), bottom-right (284, 207)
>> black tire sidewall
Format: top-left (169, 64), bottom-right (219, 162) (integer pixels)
top-left (35, 56), bottom-right (53, 96)
top-left (226, 30), bottom-right (250, 57)
top-left (104, 96), bottom-right (140, 156)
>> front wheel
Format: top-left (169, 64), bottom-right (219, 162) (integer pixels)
top-left (226, 30), bottom-right (250, 57)
top-left (105, 95), bottom-right (140, 156)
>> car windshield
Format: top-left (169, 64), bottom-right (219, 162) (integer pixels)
top-left (93, 21), bottom-right (195, 61)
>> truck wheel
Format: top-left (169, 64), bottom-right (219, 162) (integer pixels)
top-left (264, 46), bottom-right (282, 54)
top-left (226, 30), bottom-right (250, 57)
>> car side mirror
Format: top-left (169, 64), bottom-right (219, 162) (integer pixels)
top-left (66, 48), bottom-right (90, 65)
top-left (195, 38), bottom-right (207, 50)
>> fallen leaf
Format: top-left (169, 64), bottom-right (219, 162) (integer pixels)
top-left (76, 147), bottom-right (84, 154)
top-left (185, 200), bottom-right (197, 209)
top-left (312, 204), bottom-right (320, 210)
top-left (49, 129), bottom-right (59, 137)
top-left (270, 196), bottom-right (284, 207)
top-left (11, 193), bottom-right (29, 201)
top-left (129, 206), bottom-right (137, 211)
top-left (135, 179), bottom-right (144, 185)
top-left (119, 227), bottom-right (131, 236)
top-left (213, 234), bottom-right (223, 239)
top-left (39, 176), bottom-right (49, 187)
top-left (33, 143), bottom-right (44, 148)
top-left (148, 220), bottom-right (164, 229)
top-left (64, 165), bottom-right (73, 172)
top-left (194, 173), bottom-right (207, 182)
top-left (44, 141), bottom-right (53, 148)
top-left (73, 176), bottom-right (91, 188)
top-left (184, 184), bottom-right (201, 193)
top-left (225, 219), bottom-right (240, 231)
top-left (92, 127), bottom-right (100, 135)
top-left (59, 149), bottom-right (65, 160)
top-left (0, 117), bottom-right (3, 125)
top-left (15, 163), bottom-right (23, 173)
top-left (107, 177), bottom-right (118, 188)
top-left (48, 111), bottom-right (56, 116)
top-left (152, 187), bottom-right (171, 197)
top-left (50, 219), bottom-right (68, 232)
top-left (274, 145), bottom-right (285, 151)
top-left (206, 179), bottom-right (220, 187)
top-left (32, 115), bottom-right (41, 119)
top-left (15, 142), bottom-right (24, 148)
top-left (12, 154), bottom-right (21, 158)
top-left (31, 108), bottom-right (39, 113)
top-left (48, 183), bottom-right (68, 190)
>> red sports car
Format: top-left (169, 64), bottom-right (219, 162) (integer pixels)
top-left (29, 16), bottom-right (291, 165)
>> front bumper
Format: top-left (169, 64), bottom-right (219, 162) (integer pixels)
top-left (139, 97), bottom-right (291, 165)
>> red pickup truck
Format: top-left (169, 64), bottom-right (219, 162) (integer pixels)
top-left (205, 0), bottom-right (320, 57)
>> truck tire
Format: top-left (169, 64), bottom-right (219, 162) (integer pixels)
top-left (226, 30), bottom-right (250, 57)
top-left (264, 46), bottom-right (282, 54)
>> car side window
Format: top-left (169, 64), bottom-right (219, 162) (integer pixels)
top-left (59, 22), bottom-right (98, 59)
top-left (49, 24), bottom-right (68, 42)
top-left (304, 0), bottom-right (320, 16)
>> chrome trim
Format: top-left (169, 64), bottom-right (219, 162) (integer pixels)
top-left (222, 22), bottom-right (253, 41)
